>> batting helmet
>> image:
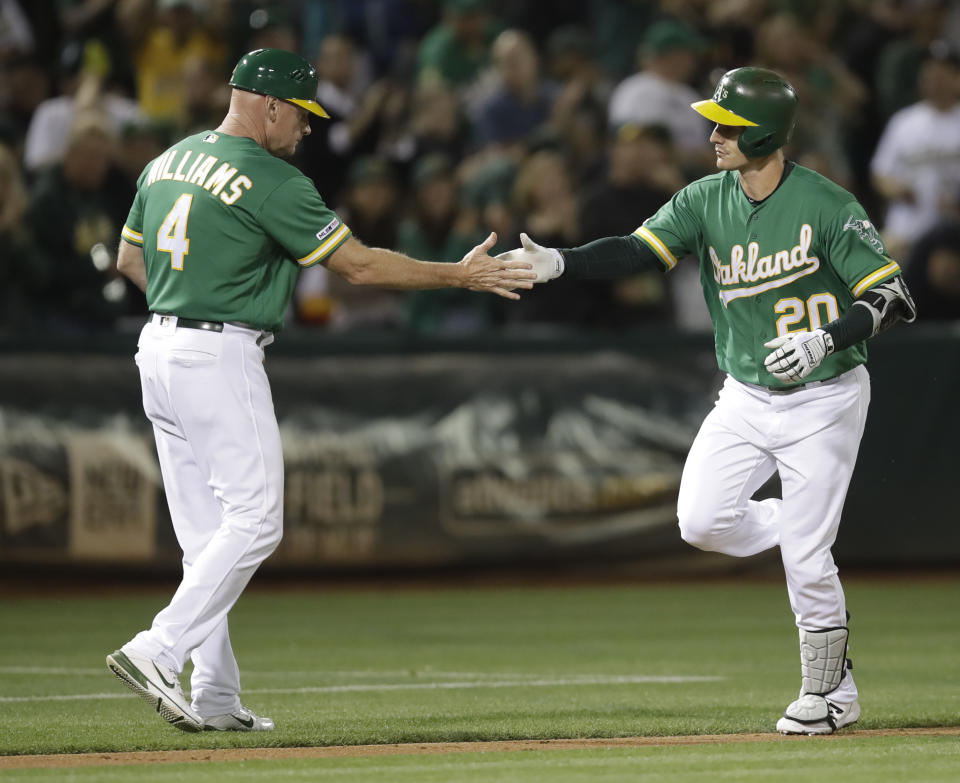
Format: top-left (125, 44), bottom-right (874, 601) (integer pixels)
top-left (691, 67), bottom-right (797, 158)
top-left (229, 48), bottom-right (329, 118)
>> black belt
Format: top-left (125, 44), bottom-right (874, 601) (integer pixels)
top-left (154, 314), bottom-right (223, 332)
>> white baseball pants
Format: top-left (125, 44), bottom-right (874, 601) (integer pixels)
top-left (123, 316), bottom-right (283, 717)
top-left (677, 366), bottom-right (870, 632)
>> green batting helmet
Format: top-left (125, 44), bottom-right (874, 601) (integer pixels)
top-left (229, 48), bottom-right (329, 118)
top-left (691, 67), bottom-right (797, 157)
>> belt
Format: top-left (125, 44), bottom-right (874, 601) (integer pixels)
top-left (155, 314), bottom-right (223, 332)
top-left (744, 376), bottom-right (840, 394)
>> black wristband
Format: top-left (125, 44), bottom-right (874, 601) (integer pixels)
top-left (560, 235), bottom-right (664, 279)
top-left (823, 303), bottom-right (874, 352)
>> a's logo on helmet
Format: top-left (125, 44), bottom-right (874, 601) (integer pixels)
top-left (713, 84), bottom-right (728, 102)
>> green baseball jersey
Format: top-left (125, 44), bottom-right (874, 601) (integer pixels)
top-left (634, 164), bottom-right (901, 385)
top-left (121, 130), bottom-right (351, 332)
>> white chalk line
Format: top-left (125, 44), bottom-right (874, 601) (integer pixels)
top-left (0, 674), bottom-right (723, 703)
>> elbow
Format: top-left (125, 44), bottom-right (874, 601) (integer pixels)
top-left (339, 261), bottom-right (373, 286)
top-left (331, 245), bottom-right (377, 286)
top-left (116, 256), bottom-right (133, 279)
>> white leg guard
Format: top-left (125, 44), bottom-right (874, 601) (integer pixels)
top-left (799, 627), bottom-right (849, 696)
top-left (777, 626), bottom-right (859, 735)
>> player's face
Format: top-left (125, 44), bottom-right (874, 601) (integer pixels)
top-left (265, 99), bottom-right (312, 158)
top-left (709, 124), bottom-right (748, 170)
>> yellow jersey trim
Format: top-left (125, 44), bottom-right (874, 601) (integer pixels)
top-left (634, 226), bottom-right (678, 271)
top-left (852, 260), bottom-right (900, 297)
top-left (121, 224), bottom-right (144, 245)
top-left (298, 224), bottom-right (351, 267)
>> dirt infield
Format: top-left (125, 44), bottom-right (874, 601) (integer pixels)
top-left (3, 727), bottom-right (959, 769)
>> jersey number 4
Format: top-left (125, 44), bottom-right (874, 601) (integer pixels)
top-left (774, 292), bottom-right (839, 335)
top-left (157, 193), bottom-right (194, 271)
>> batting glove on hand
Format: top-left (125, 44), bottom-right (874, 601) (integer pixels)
top-left (496, 233), bottom-right (564, 283)
top-left (763, 329), bottom-right (835, 383)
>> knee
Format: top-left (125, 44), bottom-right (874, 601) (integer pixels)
top-left (259, 514), bottom-right (283, 554)
top-left (677, 503), bottom-right (718, 551)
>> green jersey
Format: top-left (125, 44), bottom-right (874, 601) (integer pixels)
top-left (634, 164), bottom-right (901, 385)
top-left (121, 130), bottom-right (351, 332)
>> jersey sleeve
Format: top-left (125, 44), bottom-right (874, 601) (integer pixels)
top-left (631, 187), bottom-right (699, 272)
top-left (825, 201), bottom-right (902, 296)
top-left (257, 174), bottom-right (352, 267)
top-left (121, 187), bottom-right (145, 247)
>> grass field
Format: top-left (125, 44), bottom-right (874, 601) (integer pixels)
top-left (1, 578), bottom-right (958, 780)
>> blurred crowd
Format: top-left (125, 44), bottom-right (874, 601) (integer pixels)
top-left (1, 0), bottom-right (960, 336)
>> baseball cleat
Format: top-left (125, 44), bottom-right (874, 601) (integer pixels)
top-left (776, 693), bottom-right (860, 735)
top-left (106, 649), bottom-right (203, 732)
top-left (203, 705), bottom-right (275, 731)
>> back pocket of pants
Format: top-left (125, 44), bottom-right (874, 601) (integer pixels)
top-left (168, 348), bottom-right (219, 367)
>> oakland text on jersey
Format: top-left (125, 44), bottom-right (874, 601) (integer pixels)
top-left (144, 148), bottom-right (253, 206)
top-left (710, 224), bottom-right (819, 305)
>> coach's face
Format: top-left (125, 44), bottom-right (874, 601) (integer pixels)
top-left (709, 124), bottom-right (748, 171)
top-left (264, 97), bottom-right (312, 158)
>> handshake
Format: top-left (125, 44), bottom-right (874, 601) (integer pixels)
top-left (496, 233), bottom-right (565, 283)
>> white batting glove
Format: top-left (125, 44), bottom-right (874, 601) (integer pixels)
top-left (496, 233), bottom-right (564, 283)
top-left (763, 329), bottom-right (835, 383)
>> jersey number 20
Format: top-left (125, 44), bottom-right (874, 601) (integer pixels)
top-left (775, 293), bottom-right (839, 335)
top-left (157, 193), bottom-right (194, 271)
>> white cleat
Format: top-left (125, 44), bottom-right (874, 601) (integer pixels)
top-left (106, 649), bottom-right (203, 732)
top-left (203, 705), bottom-right (275, 731)
top-left (776, 693), bottom-right (861, 735)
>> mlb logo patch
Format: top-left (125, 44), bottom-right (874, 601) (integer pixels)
top-left (316, 218), bottom-right (341, 242)
top-left (202, 133), bottom-right (219, 143)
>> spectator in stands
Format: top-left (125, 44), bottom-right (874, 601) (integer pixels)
top-left (299, 33), bottom-right (414, 208)
top-left (587, 0), bottom-right (656, 79)
top-left (23, 40), bottom-right (142, 173)
top-left (28, 114), bottom-right (131, 331)
top-left (871, 41), bottom-right (960, 260)
top-left (903, 219), bottom-right (960, 319)
top-left (579, 123), bottom-right (680, 243)
top-left (874, 0), bottom-right (953, 119)
top-left (513, 148), bottom-right (580, 248)
top-left (416, 0), bottom-right (499, 90)
top-left (0, 142), bottom-right (45, 332)
top-left (243, 3), bottom-right (299, 54)
top-left (180, 53), bottom-right (230, 135)
top-left (508, 148), bottom-right (630, 327)
top-left (402, 81), bottom-right (471, 168)
top-left (0, 0), bottom-right (33, 60)
top-left (473, 29), bottom-right (556, 154)
top-left (401, 153), bottom-right (493, 333)
top-left (115, 118), bottom-right (166, 189)
top-left (607, 19), bottom-right (712, 176)
top-left (576, 123), bottom-right (678, 326)
top-left (545, 24), bottom-right (610, 182)
top-left (295, 156), bottom-right (404, 330)
top-left (754, 12), bottom-right (867, 189)
top-left (460, 154), bottom-right (517, 246)
top-left (119, 0), bottom-right (226, 127)
top-left (0, 53), bottom-right (51, 152)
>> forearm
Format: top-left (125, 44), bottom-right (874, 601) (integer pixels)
top-left (116, 240), bottom-right (147, 292)
top-left (824, 275), bottom-right (916, 351)
top-left (823, 304), bottom-right (873, 351)
top-left (333, 245), bottom-right (462, 290)
top-left (559, 234), bottom-right (664, 279)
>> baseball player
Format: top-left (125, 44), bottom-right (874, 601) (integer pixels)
top-left (108, 48), bottom-right (534, 732)
top-left (499, 67), bottom-right (916, 735)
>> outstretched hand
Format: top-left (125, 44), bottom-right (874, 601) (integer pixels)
top-left (496, 233), bottom-right (565, 283)
top-left (458, 232), bottom-right (537, 300)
